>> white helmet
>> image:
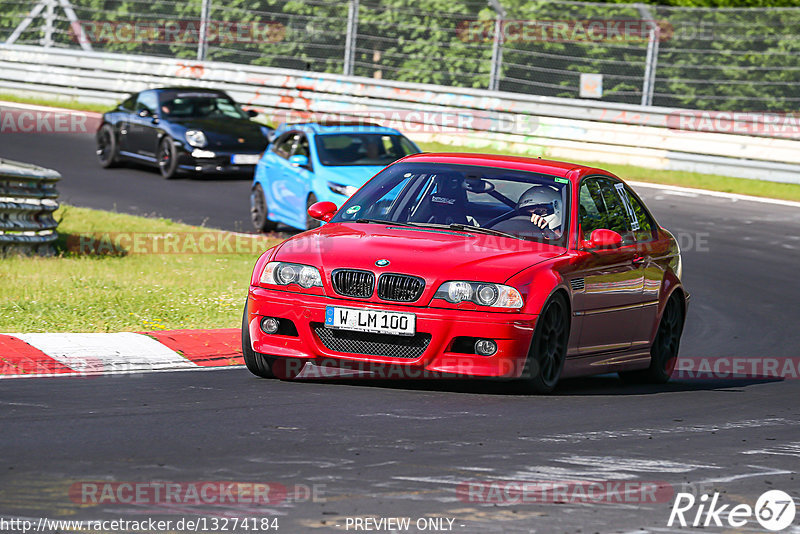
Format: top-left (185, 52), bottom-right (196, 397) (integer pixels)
top-left (517, 185), bottom-right (562, 229)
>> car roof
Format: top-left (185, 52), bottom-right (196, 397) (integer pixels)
top-left (278, 122), bottom-right (403, 136)
top-left (154, 87), bottom-right (227, 94)
top-left (398, 153), bottom-right (619, 183)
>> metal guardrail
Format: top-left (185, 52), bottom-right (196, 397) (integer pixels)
top-left (0, 44), bottom-right (799, 184)
top-left (0, 158), bottom-right (60, 255)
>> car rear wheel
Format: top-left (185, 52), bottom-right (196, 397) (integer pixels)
top-left (619, 293), bottom-right (684, 384)
top-left (96, 124), bottom-right (119, 168)
top-left (157, 137), bottom-right (179, 179)
top-left (251, 184), bottom-right (277, 232)
top-left (306, 193), bottom-right (321, 231)
top-left (520, 293), bottom-right (569, 394)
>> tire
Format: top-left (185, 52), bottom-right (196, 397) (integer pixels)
top-left (520, 293), bottom-right (570, 394)
top-left (242, 304), bottom-right (275, 379)
top-left (250, 183), bottom-right (277, 232)
top-left (157, 137), bottom-right (179, 179)
top-left (96, 124), bottom-right (119, 168)
top-left (241, 303), bottom-right (305, 380)
top-left (305, 193), bottom-right (321, 231)
top-left (619, 293), bottom-right (684, 384)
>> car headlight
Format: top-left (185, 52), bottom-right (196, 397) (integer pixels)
top-left (434, 281), bottom-right (523, 309)
top-left (328, 182), bottom-right (359, 197)
top-left (261, 261), bottom-right (322, 289)
top-left (185, 130), bottom-right (207, 148)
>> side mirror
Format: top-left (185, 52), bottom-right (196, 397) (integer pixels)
top-left (138, 108), bottom-right (151, 118)
top-left (585, 229), bottom-right (623, 249)
top-left (288, 154), bottom-right (309, 168)
top-left (308, 201), bottom-right (337, 223)
top-left (247, 109), bottom-right (258, 118)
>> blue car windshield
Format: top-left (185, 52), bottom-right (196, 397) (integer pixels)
top-left (314, 133), bottom-right (418, 166)
top-left (331, 161), bottom-right (571, 245)
top-left (159, 92), bottom-right (248, 120)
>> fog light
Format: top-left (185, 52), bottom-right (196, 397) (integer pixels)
top-left (260, 317), bottom-right (280, 334)
top-left (475, 339), bottom-right (497, 356)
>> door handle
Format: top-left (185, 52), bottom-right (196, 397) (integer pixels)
top-left (632, 255), bottom-right (646, 265)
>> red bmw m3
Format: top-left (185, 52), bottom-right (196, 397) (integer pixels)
top-left (242, 153), bottom-right (688, 393)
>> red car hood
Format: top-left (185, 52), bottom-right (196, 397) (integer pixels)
top-left (274, 223), bottom-right (564, 294)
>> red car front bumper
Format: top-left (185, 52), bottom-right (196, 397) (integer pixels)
top-left (246, 287), bottom-right (537, 378)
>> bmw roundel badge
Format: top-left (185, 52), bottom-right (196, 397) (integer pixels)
top-left (375, 259), bottom-right (390, 267)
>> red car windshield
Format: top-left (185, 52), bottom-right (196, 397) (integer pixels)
top-left (331, 162), bottom-right (571, 246)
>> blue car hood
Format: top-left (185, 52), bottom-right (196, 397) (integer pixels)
top-left (321, 165), bottom-right (385, 188)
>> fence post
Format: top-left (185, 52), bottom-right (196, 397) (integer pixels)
top-left (197, 0), bottom-right (212, 61)
top-left (43, 0), bottom-right (55, 47)
top-left (637, 4), bottom-right (659, 107)
top-left (343, 0), bottom-right (359, 76)
top-left (488, 0), bottom-right (506, 92)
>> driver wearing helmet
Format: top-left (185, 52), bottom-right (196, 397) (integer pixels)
top-left (493, 185), bottom-right (563, 238)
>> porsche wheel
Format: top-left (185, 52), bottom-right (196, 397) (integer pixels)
top-left (620, 293), bottom-right (684, 384)
top-left (521, 293), bottom-right (569, 394)
top-left (306, 193), bottom-right (321, 231)
top-left (96, 124), bottom-right (119, 168)
top-left (157, 137), bottom-right (179, 179)
top-left (251, 184), bottom-right (277, 232)
top-left (242, 304), bottom-right (275, 379)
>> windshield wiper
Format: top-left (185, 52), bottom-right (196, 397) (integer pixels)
top-left (355, 218), bottom-right (417, 227)
top-left (447, 224), bottom-right (528, 241)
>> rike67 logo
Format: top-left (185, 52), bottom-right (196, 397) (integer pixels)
top-left (668, 490), bottom-right (796, 531)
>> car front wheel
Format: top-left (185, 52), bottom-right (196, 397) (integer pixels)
top-left (157, 137), bottom-right (179, 179)
top-left (251, 183), bottom-right (278, 232)
top-left (520, 293), bottom-right (569, 394)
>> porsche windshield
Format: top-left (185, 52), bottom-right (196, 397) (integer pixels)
top-left (159, 92), bottom-right (248, 120)
top-left (331, 162), bottom-right (571, 245)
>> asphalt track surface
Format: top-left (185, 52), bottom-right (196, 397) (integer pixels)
top-left (2, 130), bottom-right (800, 533)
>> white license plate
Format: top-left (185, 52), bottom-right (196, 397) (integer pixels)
top-left (231, 154), bottom-right (260, 165)
top-left (325, 306), bottom-right (416, 336)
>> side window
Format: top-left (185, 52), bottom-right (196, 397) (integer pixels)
top-left (135, 91), bottom-right (158, 116)
top-left (579, 178), bottom-right (634, 245)
top-left (621, 186), bottom-right (656, 242)
top-left (292, 133), bottom-right (310, 159)
top-left (120, 95), bottom-right (136, 111)
top-left (272, 132), bottom-right (297, 159)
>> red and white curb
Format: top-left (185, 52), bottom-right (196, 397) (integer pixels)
top-left (0, 329), bottom-right (243, 379)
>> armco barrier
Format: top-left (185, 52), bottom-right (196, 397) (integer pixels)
top-left (0, 159), bottom-right (60, 255)
top-left (1, 44), bottom-right (799, 184)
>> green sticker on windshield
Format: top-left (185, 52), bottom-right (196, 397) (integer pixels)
top-left (346, 205), bottom-right (361, 214)
top-left (554, 177), bottom-right (569, 184)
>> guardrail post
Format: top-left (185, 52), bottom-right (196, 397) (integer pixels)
top-left (488, 0), bottom-right (506, 92)
top-left (637, 3), bottom-right (659, 107)
top-left (197, 0), bottom-right (212, 61)
top-left (343, 0), bottom-right (359, 76)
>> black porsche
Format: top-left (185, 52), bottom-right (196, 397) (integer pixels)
top-left (95, 87), bottom-right (273, 179)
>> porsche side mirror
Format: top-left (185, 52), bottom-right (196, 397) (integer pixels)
top-left (289, 154), bottom-right (309, 168)
top-left (585, 229), bottom-right (623, 249)
top-left (308, 201), bottom-right (337, 223)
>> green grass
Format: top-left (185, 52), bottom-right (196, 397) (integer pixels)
top-left (0, 205), bottom-right (282, 333)
top-left (418, 142), bottom-right (800, 203)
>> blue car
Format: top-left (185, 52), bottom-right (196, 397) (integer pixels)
top-left (250, 122), bottom-right (420, 231)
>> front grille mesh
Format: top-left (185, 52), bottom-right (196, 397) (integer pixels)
top-left (332, 269), bottom-right (375, 298)
top-left (313, 324), bottom-right (431, 359)
top-left (377, 273), bottom-right (425, 302)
